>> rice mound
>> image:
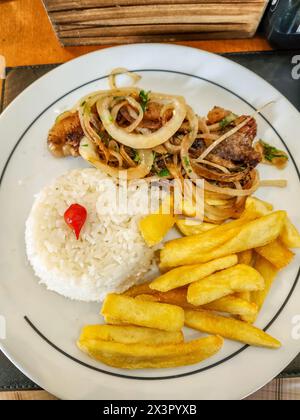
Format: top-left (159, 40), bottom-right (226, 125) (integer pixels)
top-left (25, 168), bottom-right (156, 302)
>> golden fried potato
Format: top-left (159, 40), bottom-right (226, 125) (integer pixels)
top-left (203, 296), bottom-right (258, 318)
top-left (256, 239), bottom-right (294, 270)
top-left (176, 219), bottom-right (216, 236)
top-left (103, 315), bottom-right (128, 326)
top-left (245, 197), bottom-right (300, 249)
top-left (236, 292), bottom-right (255, 323)
top-left (136, 288), bottom-right (258, 318)
top-left (77, 335), bottom-right (223, 369)
top-left (236, 291), bottom-right (251, 302)
top-left (243, 197), bottom-right (273, 217)
top-left (101, 294), bottom-right (184, 332)
top-left (185, 309), bottom-right (281, 349)
top-left (187, 264), bottom-right (265, 306)
top-left (236, 249), bottom-right (255, 321)
top-left (252, 254), bottom-right (278, 318)
top-left (124, 282), bottom-right (153, 297)
top-left (139, 213), bottom-right (176, 247)
top-left (160, 211), bottom-right (286, 269)
top-left (150, 255), bottom-right (238, 292)
top-left (280, 218), bottom-right (300, 248)
top-left (238, 249), bottom-right (253, 266)
top-left (135, 294), bottom-right (159, 302)
top-left (79, 325), bottom-right (183, 345)
top-left (136, 287), bottom-right (191, 308)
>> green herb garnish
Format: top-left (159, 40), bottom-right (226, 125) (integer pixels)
top-left (134, 151), bottom-right (141, 163)
top-left (183, 156), bottom-right (191, 167)
top-left (81, 144), bottom-right (89, 148)
top-left (84, 102), bottom-right (92, 116)
top-left (139, 90), bottom-right (151, 112)
top-left (158, 168), bottom-right (170, 178)
top-left (219, 113), bottom-right (237, 129)
top-left (259, 140), bottom-right (288, 163)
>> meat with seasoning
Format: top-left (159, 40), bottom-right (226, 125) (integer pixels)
top-left (48, 112), bottom-right (84, 158)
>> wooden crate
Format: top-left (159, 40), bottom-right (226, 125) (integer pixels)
top-left (42, 0), bottom-right (269, 46)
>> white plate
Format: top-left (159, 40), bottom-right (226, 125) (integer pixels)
top-left (0, 44), bottom-right (300, 400)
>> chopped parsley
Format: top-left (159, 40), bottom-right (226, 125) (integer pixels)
top-left (139, 90), bottom-right (151, 112)
top-left (108, 115), bottom-right (114, 123)
top-left (133, 151), bottom-right (141, 163)
top-left (259, 140), bottom-right (288, 163)
top-left (183, 156), bottom-right (191, 167)
top-left (81, 144), bottom-right (89, 148)
top-left (84, 102), bottom-right (92, 116)
top-left (219, 113), bottom-right (237, 129)
top-left (158, 168), bottom-right (170, 178)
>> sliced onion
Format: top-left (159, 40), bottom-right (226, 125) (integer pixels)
top-left (165, 139), bottom-right (182, 154)
top-left (124, 97), bottom-right (144, 133)
top-left (180, 106), bottom-right (200, 180)
top-left (120, 145), bottom-right (136, 168)
top-left (153, 144), bottom-right (168, 154)
top-left (260, 179), bottom-right (287, 188)
top-left (79, 137), bottom-right (153, 180)
top-left (192, 162), bottom-right (250, 183)
top-left (111, 100), bottom-right (128, 121)
top-left (204, 170), bottom-right (260, 197)
top-left (97, 93), bottom-right (187, 149)
top-left (109, 68), bottom-right (141, 90)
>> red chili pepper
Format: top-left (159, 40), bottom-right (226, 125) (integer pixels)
top-left (64, 204), bottom-right (87, 240)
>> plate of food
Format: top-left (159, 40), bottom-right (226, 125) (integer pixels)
top-left (0, 44), bottom-right (300, 400)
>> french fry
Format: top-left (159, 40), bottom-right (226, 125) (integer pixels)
top-left (136, 287), bottom-right (191, 308)
top-left (203, 296), bottom-right (258, 318)
top-left (160, 222), bottom-right (246, 270)
top-left (256, 239), bottom-right (294, 270)
top-left (280, 218), bottom-right (300, 248)
top-left (252, 254), bottom-right (278, 319)
top-left (79, 325), bottom-right (184, 345)
top-left (244, 197), bottom-right (273, 217)
top-left (236, 249), bottom-right (254, 321)
top-left (245, 197), bottom-right (300, 249)
top-left (176, 219), bottom-right (216, 236)
top-left (77, 335), bottom-right (224, 369)
top-left (124, 283), bottom-right (153, 297)
top-left (185, 309), bottom-right (281, 349)
top-left (187, 264), bottom-right (265, 306)
top-left (136, 288), bottom-right (258, 318)
top-left (150, 255), bottom-right (238, 292)
top-left (101, 294), bottom-right (184, 332)
top-left (237, 292), bottom-right (251, 303)
top-left (135, 294), bottom-right (159, 302)
top-left (104, 315), bottom-right (128, 326)
top-left (160, 211), bottom-right (286, 269)
top-left (238, 249), bottom-right (253, 266)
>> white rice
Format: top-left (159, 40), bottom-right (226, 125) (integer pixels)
top-left (25, 168), bottom-right (157, 302)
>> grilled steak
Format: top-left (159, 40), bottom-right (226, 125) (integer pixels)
top-left (48, 112), bottom-right (84, 158)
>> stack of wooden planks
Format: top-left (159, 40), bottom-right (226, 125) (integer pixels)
top-left (42, 0), bottom-right (269, 46)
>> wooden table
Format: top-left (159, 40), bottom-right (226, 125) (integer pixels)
top-left (0, 0), bottom-right (276, 401)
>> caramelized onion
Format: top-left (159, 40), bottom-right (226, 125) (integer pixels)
top-left (79, 137), bottom-right (154, 180)
top-left (97, 94), bottom-right (187, 149)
